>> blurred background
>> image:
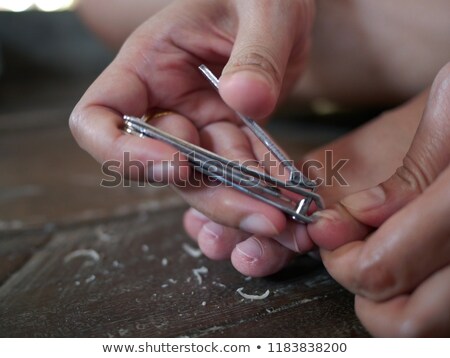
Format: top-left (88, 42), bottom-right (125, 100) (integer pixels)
top-left (0, 1), bottom-right (183, 232)
top-left (0, 0), bottom-right (112, 113)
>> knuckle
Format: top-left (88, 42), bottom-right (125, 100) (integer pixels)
top-left (396, 154), bottom-right (431, 194)
top-left (399, 61), bottom-right (450, 186)
top-left (224, 142), bottom-right (253, 162)
top-left (353, 253), bottom-right (396, 300)
top-left (205, 187), bottom-right (236, 220)
top-left (229, 47), bottom-right (281, 85)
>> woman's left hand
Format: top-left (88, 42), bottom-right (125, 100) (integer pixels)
top-left (308, 62), bottom-right (450, 337)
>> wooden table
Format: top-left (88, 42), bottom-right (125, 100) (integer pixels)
top-left (0, 104), bottom-right (369, 337)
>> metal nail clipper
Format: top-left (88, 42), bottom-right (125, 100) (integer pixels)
top-left (123, 65), bottom-right (324, 223)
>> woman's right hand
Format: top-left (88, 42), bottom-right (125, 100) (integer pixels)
top-left (70, 0), bottom-right (315, 247)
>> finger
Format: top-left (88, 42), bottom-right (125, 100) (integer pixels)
top-left (309, 62), bottom-right (450, 250)
top-left (273, 221), bottom-right (315, 254)
top-left (340, 62), bottom-right (450, 228)
top-left (185, 123), bottom-right (309, 257)
top-left (321, 164), bottom-right (450, 301)
top-left (183, 208), bottom-right (210, 242)
top-left (308, 207), bottom-right (371, 251)
top-left (74, 108), bottom-right (194, 184)
top-left (301, 90), bottom-right (425, 204)
top-left (183, 208), bottom-right (249, 260)
top-left (231, 236), bottom-right (294, 277)
top-left (219, 0), bottom-right (314, 118)
top-left (71, 60), bottom-right (151, 161)
top-left (355, 264), bottom-right (450, 337)
top-left (71, 13), bottom-right (238, 183)
top-left (178, 121), bottom-right (287, 237)
top-left (197, 222), bottom-right (250, 261)
top-left (70, 65), bottom-right (196, 184)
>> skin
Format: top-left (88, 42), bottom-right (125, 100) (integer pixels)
top-left (310, 65), bottom-right (450, 336)
top-left (73, 0), bottom-right (450, 336)
top-left (76, 0), bottom-right (172, 49)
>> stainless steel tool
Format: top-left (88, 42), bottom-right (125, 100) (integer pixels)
top-left (122, 65), bottom-right (323, 223)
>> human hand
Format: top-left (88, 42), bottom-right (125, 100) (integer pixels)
top-left (306, 62), bottom-right (450, 336)
top-left (184, 80), bottom-right (426, 276)
top-left (70, 0), bottom-right (315, 258)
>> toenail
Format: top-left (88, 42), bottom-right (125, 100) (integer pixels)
top-left (236, 237), bottom-right (263, 262)
top-left (201, 222), bottom-right (223, 241)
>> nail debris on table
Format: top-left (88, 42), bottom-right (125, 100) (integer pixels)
top-left (182, 243), bottom-right (202, 258)
top-left (212, 281), bottom-right (227, 289)
top-left (192, 266), bottom-right (208, 285)
top-left (118, 328), bottom-right (129, 337)
top-left (236, 287), bottom-right (270, 300)
top-left (112, 260), bottom-right (124, 269)
top-left (85, 275), bottom-right (96, 284)
top-left (63, 249), bottom-right (100, 264)
top-left (95, 225), bottom-right (113, 242)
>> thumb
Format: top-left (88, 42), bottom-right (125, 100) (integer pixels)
top-left (219, 0), bottom-right (314, 119)
top-left (340, 62), bottom-right (450, 227)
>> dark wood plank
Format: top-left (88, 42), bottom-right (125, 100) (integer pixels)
top-left (0, 229), bottom-right (53, 285)
top-left (0, 207), bottom-right (368, 337)
top-left (0, 108), bottom-right (182, 232)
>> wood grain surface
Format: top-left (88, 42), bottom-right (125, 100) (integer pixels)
top-left (0, 105), bottom-right (368, 337)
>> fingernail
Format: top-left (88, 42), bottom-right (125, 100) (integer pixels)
top-left (312, 209), bottom-right (340, 222)
top-left (222, 70), bottom-right (274, 97)
top-left (225, 69), bottom-right (269, 83)
top-left (341, 186), bottom-right (386, 212)
top-left (274, 224), bottom-right (313, 253)
top-left (239, 214), bottom-right (279, 236)
top-left (200, 222), bottom-right (223, 242)
top-left (236, 237), bottom-right (263, 261)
